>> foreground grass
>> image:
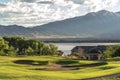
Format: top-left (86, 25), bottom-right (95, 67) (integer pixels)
top-left (101, 77), bottom-right (120, 80)
top-left (0, 56), bottom-right (119, 80)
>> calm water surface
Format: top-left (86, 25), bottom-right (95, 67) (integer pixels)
top-left (53, 43), bottom-right (120, 55)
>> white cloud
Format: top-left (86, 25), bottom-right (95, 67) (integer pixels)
top-left (0, 0), bottom-right (120, 27)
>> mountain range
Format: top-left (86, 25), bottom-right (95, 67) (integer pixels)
top-left (0, 10), bottom-right (120, 40)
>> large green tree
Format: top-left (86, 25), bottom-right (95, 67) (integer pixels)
top-left (104, 45), bottom-right (120, 58)
top-left (3, 36), bottom-right (58, 56)
top-left (48, 44), bottom-right (58, 55)
top-left (0, 38), bottom-right (15, 56)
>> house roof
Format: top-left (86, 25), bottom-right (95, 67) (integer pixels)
top-left (71, 46), bottom-right (95, 52)
top-left (71, 45), bottom-right (107, 54)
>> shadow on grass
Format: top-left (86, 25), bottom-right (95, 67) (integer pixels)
top-left (63, 62), bottom-right (108, 67)
top-left (13, 60), bottom-right (48, 66)
top-left (99, 66), bottom-right (117, 70)
top-left (86, 73), bottom-right (120, 80)
top-left (32, 66), bottom-right (80, 71)
top-left (55, 59), bottom-right (79, 65)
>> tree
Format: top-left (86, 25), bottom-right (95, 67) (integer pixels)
top-left (0, 38), bottom-right (9, 56)
top-left (0, 38), bottom-right (16, 56)
top-left (38, 42), bottom-right (45, 55)
top-left (4, 47), bottom-right (16, 56)
top-left (3, 36), bottom-right (58, 56)
top-left (104, 45), bottom-right (120, 58)
top-left (112, 45), bottom-right (120, 57)
top-left (48, 44), bottom-right (58, 55)
top-left (104, 48), bottom-right (113, 58)
top-left (26, 47), bottom-right (34, 56)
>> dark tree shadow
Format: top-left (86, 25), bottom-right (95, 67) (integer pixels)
top-left (13, 60), bottom-right (48, 66)
top-left (63, 62), bottom-right (108, 67)
top-left (99, 66), bottom-right (117, 70)
top-left (55, 59), bottom-right (79, 65)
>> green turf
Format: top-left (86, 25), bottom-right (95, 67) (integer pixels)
top-left (0, 56), bottom-right (119, 80)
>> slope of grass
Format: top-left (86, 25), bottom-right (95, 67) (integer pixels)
top-left (0, 56), bottom-right (119, 80)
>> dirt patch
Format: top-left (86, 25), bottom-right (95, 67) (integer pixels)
top-left (34, 63), bottom-right (79, 71)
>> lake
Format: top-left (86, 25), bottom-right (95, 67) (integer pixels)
top-left (53, 43), bottom-right (120, 55)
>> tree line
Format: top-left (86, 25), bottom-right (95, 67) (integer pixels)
top-left (0, 36), bottom-right (58, 56)
top-left (104, 45), bottom-right (120, 58)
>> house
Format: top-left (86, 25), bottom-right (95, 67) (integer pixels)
top-left (71, 45), bottom-right (107, 60)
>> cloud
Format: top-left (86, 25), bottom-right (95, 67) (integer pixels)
top-left (0, 3), bottom-right (6, 7)
top-left (19, 0), bottom-right (36, 2)
top-left (0, 0), bottom-right (120, 27)
top-left (84, 0), bottom-right (119, 12)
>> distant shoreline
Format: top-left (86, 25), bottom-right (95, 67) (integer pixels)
top-left (38, 38), bottom-right (120, 43)
top-left (41, 40), bottom-right (120, 43)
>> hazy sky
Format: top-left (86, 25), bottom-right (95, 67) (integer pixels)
top-left (0, 0), bottom-right (120, 27)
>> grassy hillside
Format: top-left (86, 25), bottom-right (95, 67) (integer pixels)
top-left (0, 56), bottom-right (119, 80)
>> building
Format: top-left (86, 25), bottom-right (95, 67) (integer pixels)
top-left (71, 45), bottom-right (107, 60)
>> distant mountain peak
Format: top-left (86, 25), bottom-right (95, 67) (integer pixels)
top-left (97, 10), bottom-right (111, 13)
top-left (97, 10), bottom-right (115, 15)
top-left (86, 10), bottom-right (115, 17)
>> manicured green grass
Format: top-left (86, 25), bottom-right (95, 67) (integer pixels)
top-left (0, 56), bottom-right (119, 80)
top-left (107, 57), bottom-right (120, 61)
